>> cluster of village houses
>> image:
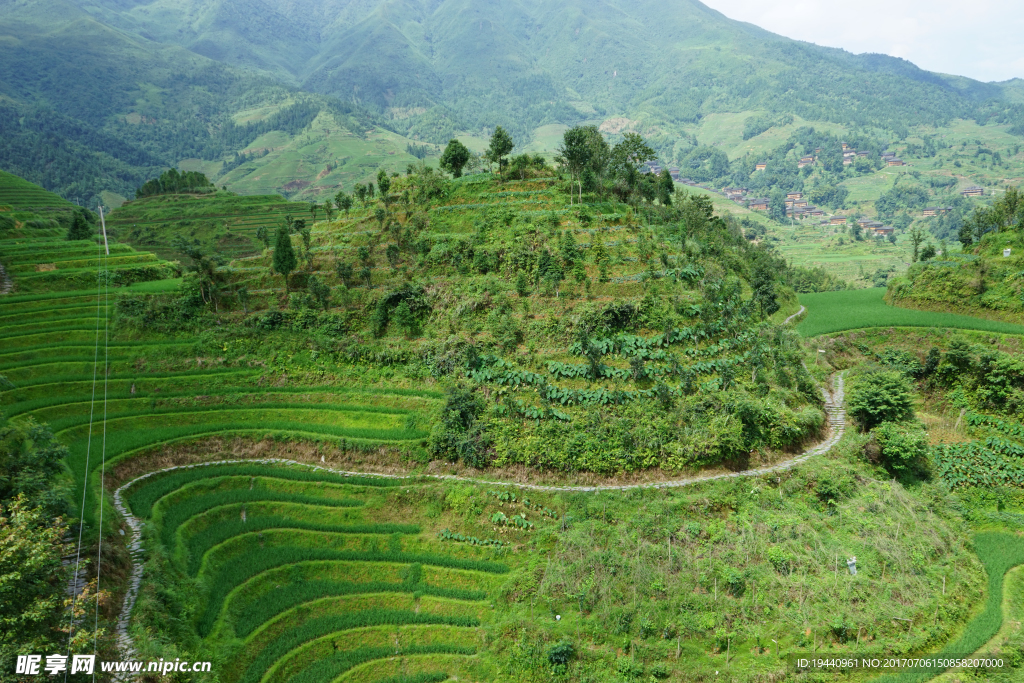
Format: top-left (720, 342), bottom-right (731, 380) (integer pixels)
top-left (640, 145), bottom-right (986, 235)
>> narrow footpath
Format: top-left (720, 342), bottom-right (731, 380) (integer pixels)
top-left (111, 374), bottom-right (845, 656)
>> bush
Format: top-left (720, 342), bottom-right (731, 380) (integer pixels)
top-left (429, 386), bottom-right (491, 468)
top-left (873, 421), bottom-right (928, 474)
top-left (546, 639), bottom-right (574, 666)
top-left (847, 371), bottom-right (914, 430)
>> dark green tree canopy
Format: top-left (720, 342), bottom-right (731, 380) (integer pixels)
top-left (487, 126), bottom-right (515, 178)
top-left (65, 208), bottom-right (94, 241)
top-left (272, 225), bottom-right (297, 292)
top-left (439, 139), bottom-right (472, 178)
top-left (848, 371), bottom-right (914, 430)
top-left (137, 168), bottom-right (215, 197)
top-left (377, 168), bottom-right (391, 197)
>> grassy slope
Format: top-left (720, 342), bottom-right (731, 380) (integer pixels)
top-left (886, 225), bottom-right (1024, 326)
top-left (4, 168), bottom-right (1022, 681)
top-left (105, 191), bottom-right (299, 259)
top-left (0, 170), bottom-right (75, 209)
top-left (220, 111), bottom-right (444, 202)
top-left (797, 288), bottom-right (1024, 337)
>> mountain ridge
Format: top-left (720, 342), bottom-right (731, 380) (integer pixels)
top-left (2, 0), bottom-right (1022, 206)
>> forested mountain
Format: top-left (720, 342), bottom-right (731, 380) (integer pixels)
top-left (0, 0), bottom-right (380, 202)
top-left (68, 0), bottom-right (1018, 141)
top-left (2, 0), bottom-right (1023, 205)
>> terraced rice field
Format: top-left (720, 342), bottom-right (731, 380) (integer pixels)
top-left (106, 192), bottom-right (301, 259)
top-left (0, 169), bottom-right (75, 210)
top-left (0, 227), bottom-right (503, 683)
top-left (0, 229), bottom-right (178, 292)
top-left (117, 462), bottom-right (500, 682)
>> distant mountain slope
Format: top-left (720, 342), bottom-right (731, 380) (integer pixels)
top-left (69, 0), bottom-right (1017, 144)
top-left (0, 0), bottom-right (383, 203)
top-left (2, 0), bottom-right (1021, 208)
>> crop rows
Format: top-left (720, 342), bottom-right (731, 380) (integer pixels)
top-left (1, 228), bottom-right (491, 683)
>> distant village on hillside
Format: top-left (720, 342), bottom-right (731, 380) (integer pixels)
top-left (641, 141), bottom-right (989, 237)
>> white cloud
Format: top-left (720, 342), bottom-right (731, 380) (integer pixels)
top-left (701, 0), bottom-right (1024, 82)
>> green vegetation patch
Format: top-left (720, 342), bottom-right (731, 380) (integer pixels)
top-left (798, 288), bottom-right (1024, 336)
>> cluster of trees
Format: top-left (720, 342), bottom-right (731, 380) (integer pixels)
top-left (556, 127), bottom-right (672, 207)
top-left (136, 169), bottom-right (216, 197)
top-left (742, 113), bottom-right (794, 140)
top-left (0, 416), bottom-right (100, 668)
top-left (958, 186), bottom-right (1024, 248)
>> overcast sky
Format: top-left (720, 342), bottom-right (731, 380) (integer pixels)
top-left (701, 0), bottom-right (1024, 83)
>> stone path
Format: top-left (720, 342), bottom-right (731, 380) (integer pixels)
top-left (783, 305), bottom-right (806, 325)
top-left (110, 374), bottom-right (845, 657)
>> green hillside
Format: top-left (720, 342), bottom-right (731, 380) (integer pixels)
top-left (105, 191), bottom-right (302, 259)
top-left (0, 0), bottom-right (1018, 213)
top-left (0, 170), bottom-right (74, 210)
top-left (886, 188), bottom-right (1024, 321)
top-left (4, 162), bottom-right (1013, 681)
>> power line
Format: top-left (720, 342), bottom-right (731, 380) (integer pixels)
top-left (92, 208), bottom-right (111, 678)
top-left (64, 212), bottom-right (105, 675)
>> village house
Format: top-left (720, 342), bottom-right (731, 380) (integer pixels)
top-left (962, 186), bottom-right (984, 197)
top-left (872, 226), bottom-right (895, 237)
top-left (798, 155), bottom-right (815, 168)
top-left (922, 207), bottom-right (938, 217)
top-left (807, 207), bottom-right (824, 217)
top-left (886, 158), bottom-right (905, 167)
top-left (856, 150), bottom-right (869, 157)
top-left (748, 198), bottom-right (769, 210)
top-left (843, 157), bottom-right (853, 166)
top-left (843, 150), bottom-right (856, 158)
top-left (794, 199), bottom-right (808, 208)
top-left (841, 142), bottom-right (850, 150)
top-left (857, 217), bottom-right (874, 226)
top-left (829, 216), bottom-right (847, 226)
top-left (786, 192), bottom-right (803, 200)
top-left (755, 163), bottom-right (767, 171)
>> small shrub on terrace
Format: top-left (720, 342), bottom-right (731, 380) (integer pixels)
top-left (847, 370), bottom-right (914, 430)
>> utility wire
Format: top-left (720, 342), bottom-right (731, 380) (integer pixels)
top-left (92, 207), bottom-right (111, 678)
top-left (65, 212), bottom-right (105, 677)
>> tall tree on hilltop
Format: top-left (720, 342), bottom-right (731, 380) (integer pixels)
top-left (272, 225), bottom-right (297, 295)
top-left (440, 139), bottom-right (471, 178)
top-left (335, 191), bottom-right (353, 216)
top-left (610, 133), bottom-right (656, 178)
top-left (487, 126), bottom-right (514, 181)
top-left (556, 126), bottom-right (593, 205)
top-left (909, 226), bottom-right (925, 262)
top-left (377, 169), bottom-right (391, 201)
top-left (658, 168), bottom-right (674, 206)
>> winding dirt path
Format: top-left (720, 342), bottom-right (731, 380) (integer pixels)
top-left (111, 375), bottom-right (845, 656)
top-left (784, 305), bottom-right (806, 325)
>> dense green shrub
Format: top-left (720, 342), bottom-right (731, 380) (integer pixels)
top-left (848, 371), bottom-right (914, 429)
top-left (873, 421), bottom-right (928, 474)
top-left (429, 386), bottom-right (490, 468)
